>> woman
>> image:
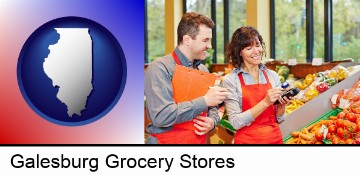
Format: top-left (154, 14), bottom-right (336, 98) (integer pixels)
top-left (222, 26), bottom-right (290, 144)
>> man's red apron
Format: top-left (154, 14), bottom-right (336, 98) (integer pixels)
top-left (151, 51), bottom-right (207, 144)
top-left (234, 70), bottom-right (283, 144)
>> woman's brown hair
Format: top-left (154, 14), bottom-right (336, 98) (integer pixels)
top-left (225, 26), bottom-right (266, 68)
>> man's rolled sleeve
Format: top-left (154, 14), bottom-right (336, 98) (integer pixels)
top-left (207, 106), bottom-right (220, 131)
top-left (191, 96), bottom-right (208, 115)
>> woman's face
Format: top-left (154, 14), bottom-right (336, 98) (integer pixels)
top-left (240, 37), bottom-right (263, 66)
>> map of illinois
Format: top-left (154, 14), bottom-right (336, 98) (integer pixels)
top-left (43, 28), bottom-right (93, 117)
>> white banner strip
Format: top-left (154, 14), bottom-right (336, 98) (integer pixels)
top-left (0, 146), bottom-right (358, 175)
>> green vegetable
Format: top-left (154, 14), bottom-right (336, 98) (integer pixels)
top-left (275, 65), bottom-right (281, 73)
top-left (316, 72), bottom-right (324, 78)
top-left (320, 76), bottom-right (329, 82)
top-left (279, 75), bottom-right (285, 83)
top-left (277, 66), bottom-right (290, 79)
top-left (325, 78), bottom-right (337, 86)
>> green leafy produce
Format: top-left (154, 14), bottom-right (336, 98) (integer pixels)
top-left (279, 75), bottom-right (285, 83)
top-left (277, 66), bottom-right (290, 79)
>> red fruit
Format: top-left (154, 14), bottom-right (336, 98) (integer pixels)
top-left (350, 103), bottom-right (360, 114)
top-left (337, 112), bottom-right (345, 119)
top-left (328, 125), bottom-right (337, 133)
top-left (337, 128), bottom-right (344, 138)
top-left (346, 122), bottom-right (358, 133)
top-left (315, 132), bottom-right (324, 141)
top-left (316, 82), bottom-right (329, 93)
top-left (326, 133), bottom-right (331, 140)
top-left (345, 138), bottom-right (354, 144)
top-left (346, 113), bottom-right (356, 123)
top-left (356, 118), bottom-right (360, 124)
top-left (336, 119), bottom-right (344, 128)
top-left (357, 123), bottom-right (360, 132)
top-left (332, 138), bottom-right (340, 144)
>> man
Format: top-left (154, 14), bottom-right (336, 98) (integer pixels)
top-left (145, 12), bottom-right (228, 144)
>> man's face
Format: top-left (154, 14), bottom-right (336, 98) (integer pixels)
top-left (188, 25), bottom-right (212, 60)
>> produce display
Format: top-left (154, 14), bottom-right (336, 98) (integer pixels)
top-left (331, 80), bottom-right (360, 109)
top-left (294, 68), bottom-right (348, 101)
top-left (275, 66), bottom-right (290, 83)
top-left (285, 99), bottom-right (304, 115)
top-left (285, 106), bottom-right (360, 144)
top-left (285, 119), bottom-right (334, 144)
top-left (213, 63), bottom-right (360, 144)
top-left (285, 78), bottom-right (360, 144)
top-left (284, 66), bottom-right (353, 115)
top-left (326, 107), bottom-right (360, 144)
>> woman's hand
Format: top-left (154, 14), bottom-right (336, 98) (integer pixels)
top-left (276, 96), bottom-right (292, 108)
top-left (263, 88), bottom-right (283, 106)
top-left (275, 96), bottom-right (293, 117)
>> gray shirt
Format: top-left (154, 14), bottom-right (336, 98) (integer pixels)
top-left (221, 63), bottom-right (286, 130)
top-left (144, 47), bottom-right (219, 137)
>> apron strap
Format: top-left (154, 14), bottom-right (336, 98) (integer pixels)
top-left (262, 70), bottom-right (271, 85)
top-left (172, 51), bottom-right (181, 65)
top-left (238, 69), bottom-right (270, 86)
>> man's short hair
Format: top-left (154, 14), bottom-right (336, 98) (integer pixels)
top-left (177, 12), bottom-right (215, 45)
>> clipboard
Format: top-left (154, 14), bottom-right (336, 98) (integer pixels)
top-left (172, 65), bottom-right (216, 130)
top-left (172, 65), bottom-right (216, 102)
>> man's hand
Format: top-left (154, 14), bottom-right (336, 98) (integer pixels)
top-left (193, 116), bottom-right (214, 135)
top-left (204, 86), bottom-right (228, 106)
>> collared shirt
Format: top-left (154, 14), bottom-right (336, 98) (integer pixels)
top-left (221, 64), bottom-right (286, 130)
top-left (144, 47), bottom-right (219, 135)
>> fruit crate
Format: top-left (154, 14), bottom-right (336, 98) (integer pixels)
top-left (283, 108), bottom-right (343, 144)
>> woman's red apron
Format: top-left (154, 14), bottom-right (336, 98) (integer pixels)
top-left (151, 51), bottom-right (207, 144)
top-left (234, 70), bottom-right (283, 144)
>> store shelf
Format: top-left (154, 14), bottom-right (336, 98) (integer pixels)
top-left (209, 119), bottom-right (235, 144)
